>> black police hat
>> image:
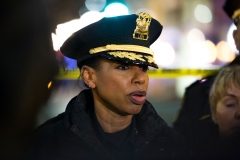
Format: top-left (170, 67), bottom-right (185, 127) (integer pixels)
top-left (60, 12), bottom-right (162, 68)
top-left (223, 0), bottom-right (240, 20)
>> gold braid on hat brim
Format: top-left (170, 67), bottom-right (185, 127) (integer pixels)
top-left (89, 44), bottom-right (155, 64)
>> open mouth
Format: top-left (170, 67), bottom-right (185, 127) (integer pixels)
top-left (128, 91), bottom-right (146, 105)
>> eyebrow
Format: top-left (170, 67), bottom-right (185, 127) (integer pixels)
top-left (224, 94), bottom-right (237, 98)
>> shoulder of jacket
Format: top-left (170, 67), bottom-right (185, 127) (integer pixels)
top-left (32, 112), bottom-right (65, 135)
top-left (186, 74), bottom-right (217, 90)
top-left (165, 126), bottom-right (185, 140)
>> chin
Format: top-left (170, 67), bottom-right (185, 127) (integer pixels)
top-left (128, 105), bottom-right (143, 115)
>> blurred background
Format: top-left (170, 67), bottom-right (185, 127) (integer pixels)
top-left (37, 0), bottom-right (238, 127)
top-left (1, 1), bottom-right (238, 159)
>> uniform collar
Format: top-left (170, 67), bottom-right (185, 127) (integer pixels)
top-left (62, 89), bottom-right (167, 155)
top-left (90, 109), bottom-right (136, 147)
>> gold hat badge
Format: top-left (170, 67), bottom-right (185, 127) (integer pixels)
top-left (133, 12), bottom-right (152, 40)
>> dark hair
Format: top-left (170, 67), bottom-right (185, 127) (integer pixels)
top-left (78, 56), bottom-right (102, 89)
top-left (78, 56), bottom-right (102, 71)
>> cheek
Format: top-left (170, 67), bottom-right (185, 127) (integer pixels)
top-left (146, 76), bottom-right (149, 87)
top-left (215, 106), bottom-right (235, 133)
top-left (97, 73), bottom-right (127, 92)
top-left (216, 111), bottom-right (233, 125)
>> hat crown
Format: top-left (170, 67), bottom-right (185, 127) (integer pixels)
top-left (223, 0), bottom-right (240, 19)
top-left (60, 13), bottom-right (162, 68)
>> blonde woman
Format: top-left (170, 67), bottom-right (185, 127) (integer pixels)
top-left (208, 65), bottom-right (240, 159)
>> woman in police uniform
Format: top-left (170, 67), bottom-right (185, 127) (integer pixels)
top-left (27, 13), bottom-right (192, 160)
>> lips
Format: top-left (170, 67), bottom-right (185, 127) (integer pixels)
top-left (128, 90), bottom-right (146, 105)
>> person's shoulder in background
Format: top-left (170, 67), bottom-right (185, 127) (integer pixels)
top-left (173, 74), bottom-right (217, 129)
top-left (25, 113), bottom-right (65, 160)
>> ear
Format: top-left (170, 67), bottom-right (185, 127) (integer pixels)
top-left (80, 66), bottom-right (96, 89)
top-left (233, 30), bottom-right (240, 50)
top-left (211, 111), bottom-right (217, 124)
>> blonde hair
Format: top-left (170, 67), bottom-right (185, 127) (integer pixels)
top-left (210, 65), bottom-right (240, 114)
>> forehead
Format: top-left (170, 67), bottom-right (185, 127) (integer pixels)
top-left (224, 85), bottom-right (240, 98)
top-left (227, 85), bottom-right (240, 93)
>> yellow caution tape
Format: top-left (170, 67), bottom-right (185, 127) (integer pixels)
top-left (147, 68), bottom-right (219, 78)
top-left (54, 68), bottom-right (220, 79)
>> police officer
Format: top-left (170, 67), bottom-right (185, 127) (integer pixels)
top-left (173, 0), bottom-right (240, 159)
top-left (27, 13), bottom-right (192, 160)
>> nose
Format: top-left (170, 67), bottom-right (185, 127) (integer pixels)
top-left (131, 66), bottom-right (147, 85)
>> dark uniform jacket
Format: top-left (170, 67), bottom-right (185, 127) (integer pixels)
top-left (27, 89), bottom-right (192, 160)
top-left (173, 56), bottom-right (240, 159)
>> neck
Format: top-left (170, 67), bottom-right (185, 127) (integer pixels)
top-left (94, 105), bottom-right (132, 133)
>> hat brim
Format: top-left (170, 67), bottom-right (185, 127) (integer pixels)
top-left (99, 51), bottom-right (158, 68)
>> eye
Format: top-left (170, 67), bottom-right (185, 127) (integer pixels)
top-left (139, 65), bottom-right (149, 72)
top-left (117, 64), bottom-right (129, 70)
top-left (225, 103), bottom-right (237, 108)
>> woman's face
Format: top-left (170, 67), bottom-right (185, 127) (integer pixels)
top-left (213, 86), bottom-right (240, 138)
top-left (92, 59), bottom-right (149, 116)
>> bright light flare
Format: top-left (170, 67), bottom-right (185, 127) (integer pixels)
top-left (188, 40), bottom-right (217, 66)
top-left (52, 11), bottom-right (103, 51)
top-left (80, 11), bottom-right (104, 27)
top-left (227, 23), bottom-right (238, 54)
top-left (216, 41), bottom-right (235, 62)
top-left (205, 40), bottom-right (217, 63)
top-left (194, 4), bottom-right (212, 23)
top-left (151, 41), bottom-right (175, 67)
top-left (85, 0), bottom-right (106, 11)
top-left (103, 3), bottom-right (129, 17)
top-left (52, 19), bottom-right (82, 51)
top-left (48, 81), bottom-right (52, 89)
top-left (187, 28), bottom-right (205, 46)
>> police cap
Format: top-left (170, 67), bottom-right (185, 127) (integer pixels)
top-left (60, 12), bottom-right (163, 68)
top-left (223, 0), bottom-right (240, 20)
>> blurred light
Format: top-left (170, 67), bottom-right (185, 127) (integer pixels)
top-left (135, 8), bottom-right (156, 19)
top-left (52, 19), bottom-right (81, 51)
top-left (85, 0), bottom-right (106, 11)
top-left (205, 40), bottom-right (217, 63)
top-left (150, 40), bottom-right (175, 67)
top-left (160, 27), bottom-right (182, 48)
top-left (52, 33), bottom-right (59, 51)
top-left (48, 81), bottom-right (52, 89)
top-left (216, 41), bottom-right (235, 62)
top-left (52, 11), bottom-right (103, 69)
top-left (103, 3), bottom-right (129, 17)
top-left (64, 56), bottom-right (77, 69)
top-left (80, 11), bottom-right (104, 27)
top-left (188, 40), bottom-right (217, 66)
top-left (227, 23), bottom-right (238, 54)
top-left (176, 77), bottom-right (199, 98)
top-left (187, 28), bottom-right (205, 46)
top-left (189, 42), bottom-right (208, 66)
top-left (52, 11), bottom-right (103, 51)
top-left (194, 4), bottom-right (212, 23)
